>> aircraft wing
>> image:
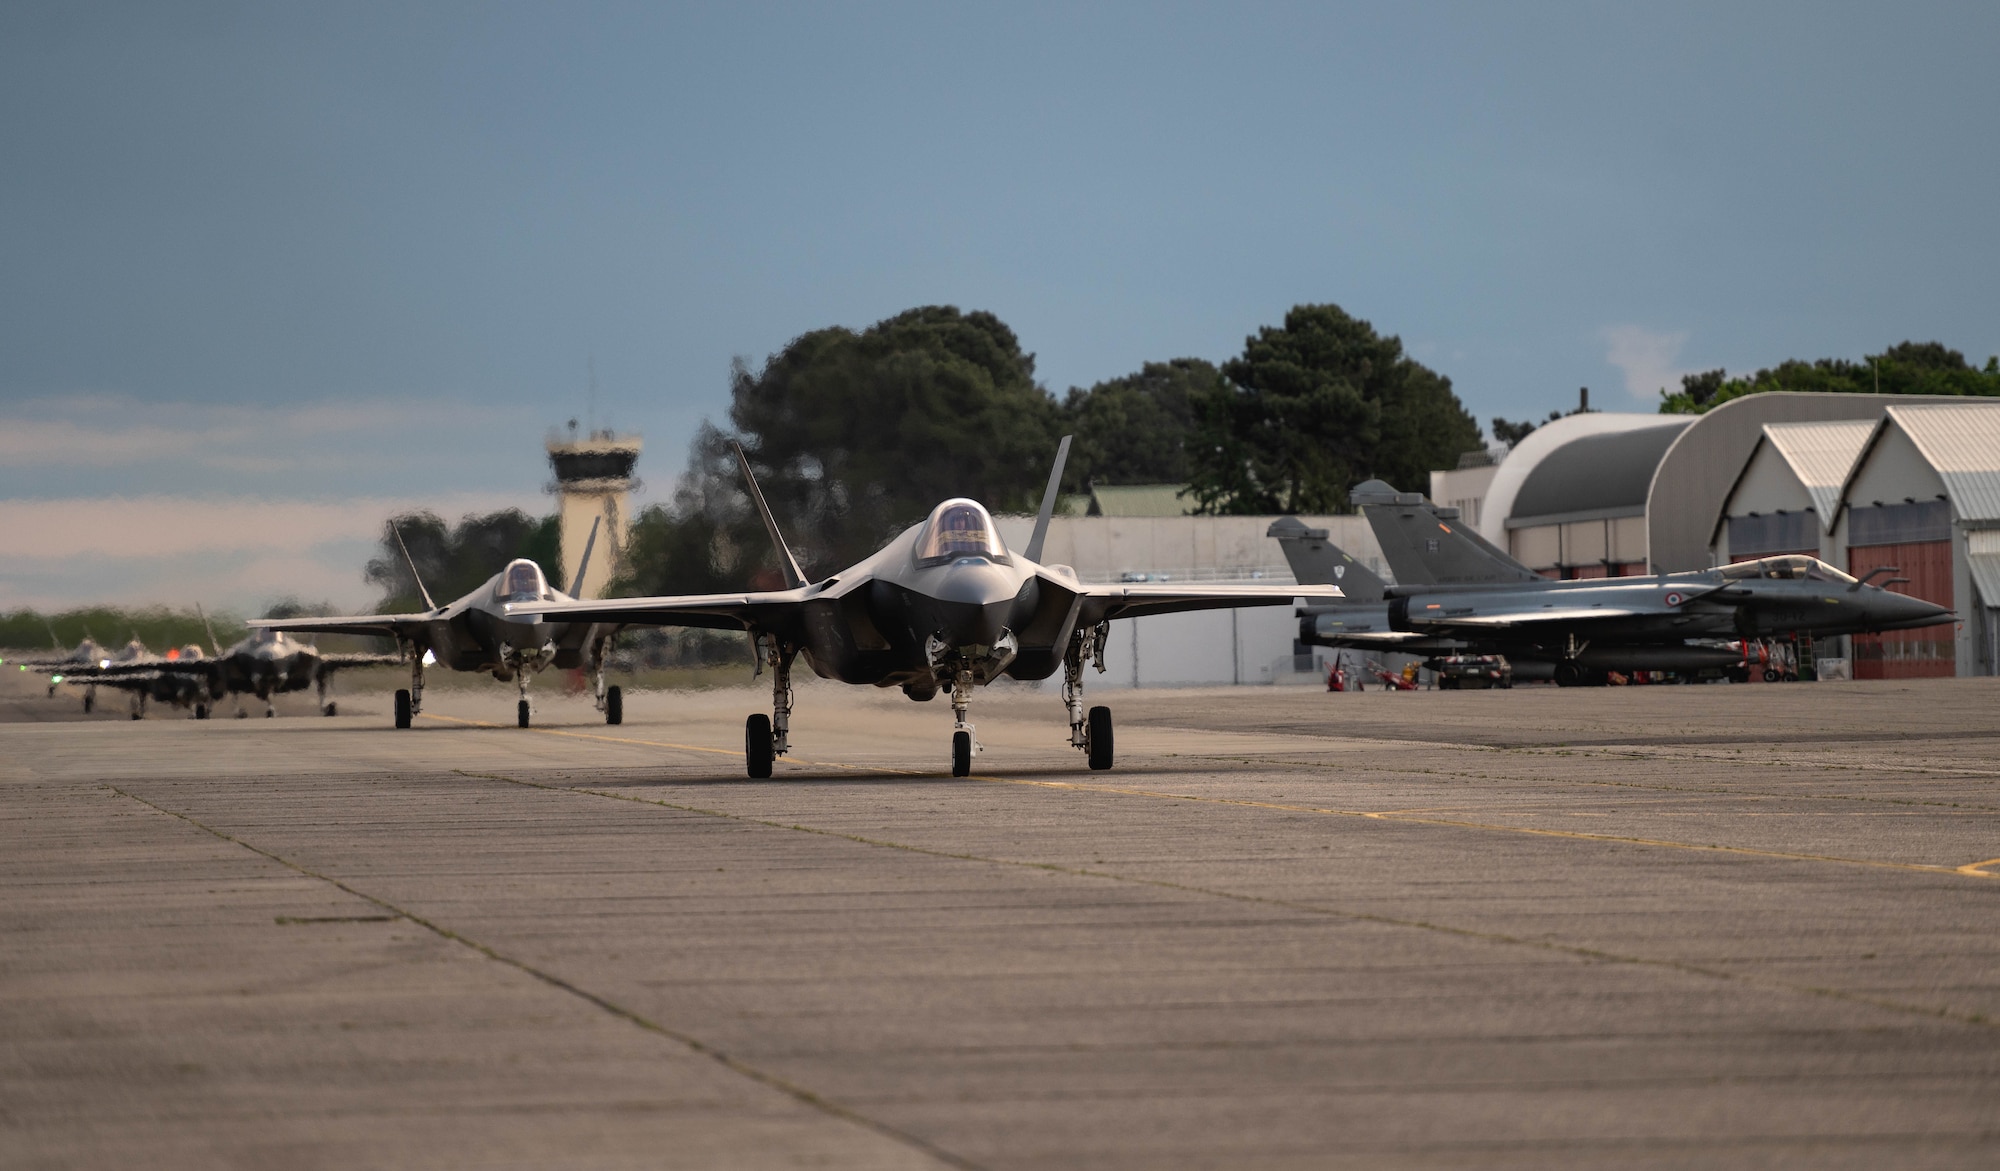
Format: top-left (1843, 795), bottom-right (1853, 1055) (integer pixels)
top-left (247, 613), bottom-right (436, 638)
top-left (1074, 582), bottom-right (1342, 624)
top-left (506, 588), bottom-right (816, 632)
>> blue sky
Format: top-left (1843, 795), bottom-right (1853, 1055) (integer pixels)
top-left (3, 2), bottom-right (1996, 610)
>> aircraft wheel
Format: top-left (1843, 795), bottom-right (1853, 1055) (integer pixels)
top-left (1762, 667), bottom-right (1781, 683)
top-left (195, 704), bottom-right (209, 720)
top-left (1087, 705), bottom-right (1114, 771)
top-left (131, 710), bottom-right (142, 721)
top-left (324, 702), bottom-right (338, 717)
top-left (1554, 663), bottom-right (1582, 687)
top-left (951, 730), bottom-right (972, 777)
top-left (265, 707), bottom-right (276, 718)
top-left (517, 699), bottom-right (531, 728)
top-left (605, 685), bottom-right (623, 726)
top-left (394, 689), bottom-right (412, 729)
top-left (745, 714), bottom-right (774, 778)
top-left (82, 693), bottom-right (93, 714)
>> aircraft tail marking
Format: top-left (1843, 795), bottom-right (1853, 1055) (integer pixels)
top-left (1024, 434), bottom-right (1073, 564)
top-left (732, 441), bottom-right (807, 590)
top-left (1266, 517), bottom-right (1387, 602)
top-left (1352, 479), bottom-right (1541, 586)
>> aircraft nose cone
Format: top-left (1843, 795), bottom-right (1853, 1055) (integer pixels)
top-left (1871, 589), bottom-right (1955, 631)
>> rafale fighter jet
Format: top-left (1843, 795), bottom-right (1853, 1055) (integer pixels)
top-left (508, 439), bottom-right (1342, 777)
top-left (246, 520), bottom-right (619, 729)
top-left (1274, 481), bottom-right (1955, 685)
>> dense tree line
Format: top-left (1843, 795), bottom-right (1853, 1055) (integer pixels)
top-left (1659, 341), bottom-right (2000, 414)
top-left (613, 302), bottom-right (1483, 592)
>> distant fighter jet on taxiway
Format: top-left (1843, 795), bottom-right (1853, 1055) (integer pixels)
top-left (508, 438), bottom-right (1343, 777)
top-left (1273, 480), bottom-right (1955, 685)
top-left (247, 519), bottom-right (620, 729)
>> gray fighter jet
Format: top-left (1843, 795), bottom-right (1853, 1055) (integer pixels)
top-left (13, 635), bottom-right (146, 713)
top-left (1274, 481), bottom-right (1955, 685)
top-left (508, 439), bottom-right (1342, 777)
top-left (246, 520), bottom-right (619, 728)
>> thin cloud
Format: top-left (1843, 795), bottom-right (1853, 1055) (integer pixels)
top-left (1601, 325), bottom-right (1693, 402)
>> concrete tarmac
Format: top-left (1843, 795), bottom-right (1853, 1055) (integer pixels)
top-left (4, 675), bottom-right (1999, 1168)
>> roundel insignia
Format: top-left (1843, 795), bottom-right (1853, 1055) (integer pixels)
top-left (1664, 591), bottom-right (1686, 606)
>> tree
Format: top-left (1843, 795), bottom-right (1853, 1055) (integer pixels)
top-left (365, 509), bottom-right (563, 611)
top-left (1185, 304), bottom-right (1480, 513)
top-left (1059, 359), bottom-right (1219, 488)
top-left (718, 305), bottom-right (1062, 572)
top-left (1659, 342), bottom-right (2000, 414)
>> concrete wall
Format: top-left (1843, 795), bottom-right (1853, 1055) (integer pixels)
top-left (988, 513), bottom-right (1377, 687)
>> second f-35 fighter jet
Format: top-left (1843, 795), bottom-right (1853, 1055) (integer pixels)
top-left (248, 521), bottom-right (620, 728)
top-left (510, 439), bottom-right (1343, 777)
top-left (1275, 481), bottom-right (1956, 685)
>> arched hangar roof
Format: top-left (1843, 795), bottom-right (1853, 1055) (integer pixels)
top-left (1504, 423), bottom-right (1691, 528)
top-left (1476, 413), bottom-right (1689, 543)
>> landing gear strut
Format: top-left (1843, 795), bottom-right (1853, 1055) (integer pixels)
top-left (949, 669), bottom-right (976, 777)
top-left (395, 643), bottom-right (423, 729)
top-left (317, 670), bottom-right (337, 717)
top-left (515, 668), bottom-right (531, 728)
top-left (745, 635), bottom-right (793, 778)
top-left (590, 637), bottom-right (621, 725)
top-left (1064, 622), bottom-right (1114, 771)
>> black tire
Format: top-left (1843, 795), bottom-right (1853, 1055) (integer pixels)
top-left (745, 713), bottom-right (774, 778)
top-left (517, 699), bottom-right (531, 728)
top-left (394, 689), bottom-right (412, 729)
top-left (1762, 667), bottom-right (1781, 683)
top-left (82, 693), bottom-right (93, 714)
top-left (131, 710), bottom-right (142, 721)
top-left (1554, 662), bottom-right (1582, 687)
top-left (324, 702), bottom-right (337, 717)
top-left (605, 685), bottom-right (623, 726)
top-left (1087, 705), bottom-right (1114, 771)
top-left (195, 704), bottom-right (209, 720)
top-left (951, 730), bottom-right (972, 777)
top-left (265, 707), bottom-right (275, 718)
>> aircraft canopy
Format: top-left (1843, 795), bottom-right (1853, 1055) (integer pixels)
top-left (497, 558), bottom-right (554, 603)
top-left (1720, 554), bottom-right (1856, 584)
top-left (916, 499), bottom-right (1008, 565)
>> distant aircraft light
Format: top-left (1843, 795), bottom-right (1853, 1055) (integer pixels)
top-left (52, 674), bottom-right (64, 683)
top-left (421, 649), bottom-right (437, 666)
top-left (99, 659), bottom-right (111, 668)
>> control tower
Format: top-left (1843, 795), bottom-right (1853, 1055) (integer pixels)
top-left (546, 424), bottom-right (642, 599)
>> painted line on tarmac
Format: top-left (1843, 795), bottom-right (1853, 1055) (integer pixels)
top-left (105, 783), bottom-right (984, 1171)
top-left (438, 713), bottom-right (2000, 882)
top-left (452, 767), bottom-right (2000, 1034)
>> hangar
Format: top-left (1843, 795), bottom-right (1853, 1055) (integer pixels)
top-left (1452, 392), bottom-right (2000, 677)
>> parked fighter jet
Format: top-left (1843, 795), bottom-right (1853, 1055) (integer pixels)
top-left (509, 439), bottom-right (1342, 777)
top-left (1274, 482), bottom-right (1955, 685)
top-left (246, 520), bottom-right (618, 728)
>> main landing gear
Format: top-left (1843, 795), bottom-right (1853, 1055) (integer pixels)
top-left (589, 638), bottom-right (622, 726)
top-left (1064, 622), bottom-right (1115, 771)
top-left (316, 670), bottom-right (338, 717)
top-left (744, 636), bottom-right (794, 779)
top-left (394, 644), bottom-right (423, 729)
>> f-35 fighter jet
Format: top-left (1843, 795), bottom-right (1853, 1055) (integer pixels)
top-left (248, 520), bottom-right (619, 728)
top-left (1274, 481), bottom-right (1955, 685)
top-left (510, 439), bottom-right (1343, 777)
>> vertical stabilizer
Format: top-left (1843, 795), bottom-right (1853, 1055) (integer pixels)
top-left (1266, 517), bottom-right (1386, 602)
top-left (732, 442), bottom-right (807, 590)
top-left (1351, 479), bottom-right (1541, 586)
top-left (1024, 435), bottom-right (1073, 564)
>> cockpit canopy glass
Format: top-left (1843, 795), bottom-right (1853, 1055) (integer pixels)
top-left (496, 558), bottom-right (553, 603)
top-left (1719, 554), bottom-right (1857, 584)
top-left (915, 499), bottom-right (1009, 566)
